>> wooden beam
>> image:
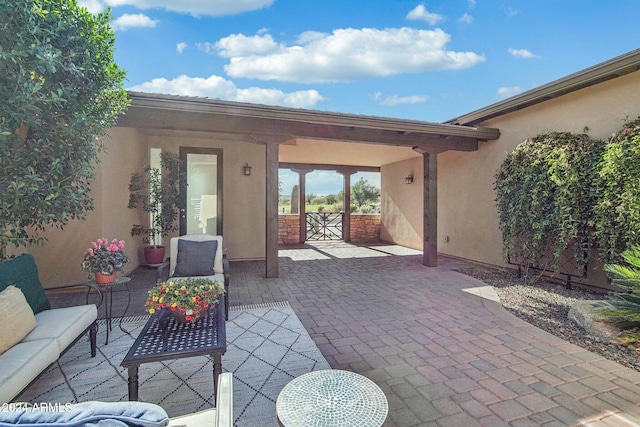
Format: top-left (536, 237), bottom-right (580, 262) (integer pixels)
top-left (281, 162), bottom-right (380, 173)
top-left (266, 143), bottom-right (279, 278)
top-left (423, 150), bottom-right (438, 267)
top-left (338, 171), bottom-right (354, 242)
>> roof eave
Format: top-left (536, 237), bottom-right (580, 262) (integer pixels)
top-left (446, 49), bottom-right (640, 126)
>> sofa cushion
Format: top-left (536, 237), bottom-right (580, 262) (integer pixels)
top-left (0, 401), bottom-right (169, 426)
top-left (0, 254), bottom-right (50, 314)
top-left (173, 239), bottom-right (217, 277)
top-left (23, 305), bottom-right (97, 354)
top-left (0, 286), bottom-right (37, 355)
top-left (0, 338), bottom-right (59, 404)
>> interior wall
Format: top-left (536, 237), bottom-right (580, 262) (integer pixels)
top-left (380, 157), bottom-right (423, 250)
top-left (437, 71), bottom-right (640, 279)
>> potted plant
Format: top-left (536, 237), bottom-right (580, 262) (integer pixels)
top-left (128, 152), bottom-right (184, 265)
top-left (81, 238), bottom-right (130, 283)
top-left (145, 278), bottom-right (225, 323)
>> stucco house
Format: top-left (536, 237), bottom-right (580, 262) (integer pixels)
top-left (24, 48), bottom-right (640, 290)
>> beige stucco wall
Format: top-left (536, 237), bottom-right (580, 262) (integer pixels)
top-left (380, 157), bottom-right (423, 250)
top-left (24, 127), bottom-right (146, 287)
top-left (437, 70), bottom-right (640, 286)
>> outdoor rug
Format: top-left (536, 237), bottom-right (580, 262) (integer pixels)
top-left (18, 301), bottom-right (330, 426)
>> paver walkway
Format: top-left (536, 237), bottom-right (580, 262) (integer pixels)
top-left (63, 241), bottom-right (640, 426)
top-left (227, 241), bottom-right (640, 427)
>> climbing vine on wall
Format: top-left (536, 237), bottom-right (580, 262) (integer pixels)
top-left (594, 118), bottom-right (640, 263)
top-left (494, 131), bottom-right (604, 271)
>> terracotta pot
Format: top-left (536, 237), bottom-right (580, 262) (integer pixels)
top-left (144, 246), bottom-right (165, 265)
top-left (173, 306), bottom-right (208, 323)
top-left (95, 272), bottom-right (116, 284)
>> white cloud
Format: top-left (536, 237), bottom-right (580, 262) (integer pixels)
top-left (458, 13), bottom-right (474, 24)
top-left (406, 4), bottom-right (444, 25)
top-left (111, 13), bottom-right (158, 30)
top-left (508, 48), bottom-right (539, 59)
top-left (468, 0), bottom-right (476, 8)
top-left (498, 86), bottom-right (521, 98)
top-left (374, 92), bottom-right (429, 106)
top-left (176, 42), bottom-right (187, 54)
top-left (219, 28), bottom-right (485, 83)
top-left (127, 74), bottom-right (325, 108)
top-left (100, 0), bottom-right (274, 17)
top-left (77, 0), bottom-right (106, 13)
top-left (215, 33), bottom-right (281, 57)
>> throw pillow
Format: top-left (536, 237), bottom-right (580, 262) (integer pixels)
top-left (0, 401), bottom-right (170, 426)
top-left (173, 239), bottom-right (217, 277)
top-left (0, 286), bottom-right (37, 355)
top-left (0, 254), bottom-right (51, 314)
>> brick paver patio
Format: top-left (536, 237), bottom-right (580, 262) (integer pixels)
top-left (62, 241), bottom-right (640, 426)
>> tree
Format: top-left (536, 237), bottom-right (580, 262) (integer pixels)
top-left (305, 193), bottom-right (317, 205)
top-left (352, 178), bottom-right (380, 208)
top-left (0, 0), bottom-right (129, 259)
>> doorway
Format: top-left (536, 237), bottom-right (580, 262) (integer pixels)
top-left (179, 147), bottom-right (223, 236)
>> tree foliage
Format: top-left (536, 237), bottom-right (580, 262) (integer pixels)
top-left (494, 131), bottom-right (604, 270)
top-left (0, 0), bottom-right (129, 258)
top-left (594, 118), bottom-right (640, 263)
top-left (128, 152), bottom-right (184, 247)
top-left (351, 177), bottom-right (380, 208)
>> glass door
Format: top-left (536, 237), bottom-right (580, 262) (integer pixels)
top-left (179, 147), bottom-right (223, 236)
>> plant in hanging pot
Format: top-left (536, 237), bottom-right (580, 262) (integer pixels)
top-left (145, 278), bottom-right (225, 323)
top-left (81, 238), bottom-right (130, 283)
top-left (128, 152), bottom-right (184, 265)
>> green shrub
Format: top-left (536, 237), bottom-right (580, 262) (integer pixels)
top-left (604, 246), bottom-right (640, 329)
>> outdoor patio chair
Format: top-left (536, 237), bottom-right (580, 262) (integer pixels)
top-left (156, 234), bottom-right (230, 319)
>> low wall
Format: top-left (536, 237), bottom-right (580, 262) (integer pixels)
top-left (278, 214), bottom-right (300, 244)
top-left (278, 213), bottom-right (381, 244)
top-left (350, 214), bottom-right (381, 242)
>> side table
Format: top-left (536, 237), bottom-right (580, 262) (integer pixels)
top-left (89, 276), bottom-right (131, 345)
top-left (276, 369), bottom-right (388, 427)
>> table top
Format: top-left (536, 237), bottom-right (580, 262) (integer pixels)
top-left (276, 369), bottom-right (388, 427)
top-left (120, 296), bottom-right (226, 366)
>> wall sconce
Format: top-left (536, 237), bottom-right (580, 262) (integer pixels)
top-left (405, 174), bottom-right (413, 184)
top-left (243, 163), bottom-right (252, 176)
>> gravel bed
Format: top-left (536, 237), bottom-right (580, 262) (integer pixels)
top-left (456, 267), bottom-right (640, 372)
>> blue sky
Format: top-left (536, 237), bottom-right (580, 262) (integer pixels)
top-left (79, 0), bottom-right (640, 194)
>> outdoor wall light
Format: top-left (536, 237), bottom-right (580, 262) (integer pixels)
top-left (405, 174), bottom-right (413, 184)
top-left (243, 163), bottom-right (252, 176)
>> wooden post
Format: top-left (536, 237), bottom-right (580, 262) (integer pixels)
top-left (423, 150), bottom-right (438, 267)
top-left (266, 143), bottom-right (279, 278)
top-left (292, 169), bottom-right (312, 244)
top-left (337, 169), bottom-right (355, 242)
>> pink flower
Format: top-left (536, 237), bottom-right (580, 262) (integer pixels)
top-left (111, 239), bottom-right (118, 244)
top-left (108, 244), bottom-right (119, 251)
top-left (88, 248), bottom-right (94, 257)
top-left (91, 241), bottom-right (98, 249)
top-left (118, 240), bottom-right (125, 249)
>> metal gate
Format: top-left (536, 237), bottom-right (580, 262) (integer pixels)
top-left (306, 212), bottom-right (343, 240)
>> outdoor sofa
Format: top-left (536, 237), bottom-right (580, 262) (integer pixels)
top-left (0, 254), bottom-right (102, 404)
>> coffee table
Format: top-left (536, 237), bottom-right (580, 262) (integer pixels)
top-left (120, 296), bottom-right (226, 401)
top-left (276, 369), bottom-right (388, 426)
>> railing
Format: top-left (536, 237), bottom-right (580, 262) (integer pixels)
top-left (306, 212), bottom-right (343, 241)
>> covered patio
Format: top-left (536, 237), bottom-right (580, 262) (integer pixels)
top-left (46, 242), bottom-right (640, 426)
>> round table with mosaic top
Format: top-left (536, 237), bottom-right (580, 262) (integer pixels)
top-left (276, 369), bottom-right (388, 427)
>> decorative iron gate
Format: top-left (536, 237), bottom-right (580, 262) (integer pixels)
top-left (306, 212), bottom-right (343, 240)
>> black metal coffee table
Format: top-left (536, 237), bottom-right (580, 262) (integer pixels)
top-left (120, 297), bottom-right (226, 401)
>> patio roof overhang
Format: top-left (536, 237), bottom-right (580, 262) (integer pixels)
top-left (117, 92), bottom-right (501, 277)
top-left (119, 92), bottom-right (500, 152)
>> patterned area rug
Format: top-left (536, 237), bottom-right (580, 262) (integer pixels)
top-left (18, 301), bottom-right (330, 426)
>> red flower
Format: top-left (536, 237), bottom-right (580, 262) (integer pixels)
top-left (161, 303), bottom-right (166, 308)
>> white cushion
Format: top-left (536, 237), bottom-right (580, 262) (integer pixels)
top-left (23, 305), bottom-right (97, 353)
top-left (0, 339), bottom-right (59, 404)
top-left (0, 286), bottom-right (37, 355)
top-left (168, 372), bottom-right (233, 427)
top-left (170, 235), bottom-right (224, 277)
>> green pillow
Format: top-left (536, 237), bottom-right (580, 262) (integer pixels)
top-left (0, 254), bottom-right (51, 314)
